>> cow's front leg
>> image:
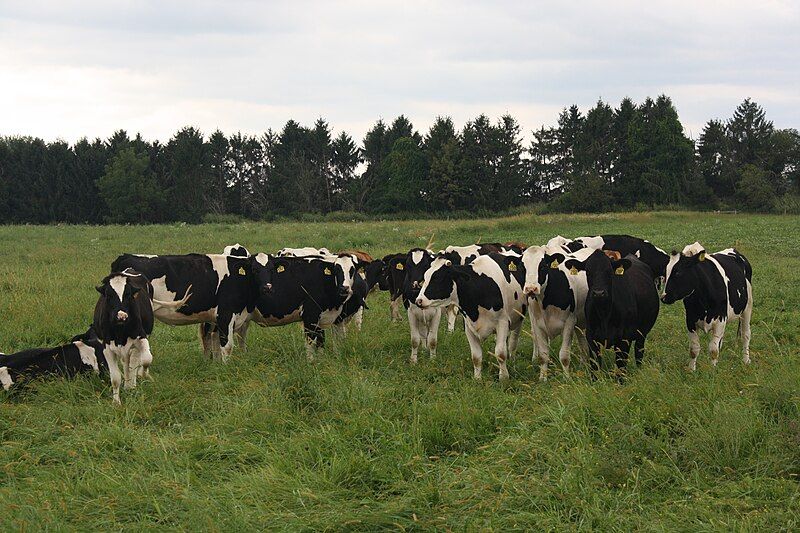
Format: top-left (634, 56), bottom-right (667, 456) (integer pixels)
top-left (353, 307), bottom-right (364, 331)
top-left (390, 297), bottom-right (401, 322)
top-left (741, 298), bottom-right (752, 364)
top-left (199, 323), bottom-right (213, 359)
top-left (303, 320), bottom-right (324, 361)
top-left (425, 308), bottom-right (442, 358)
top-left (465, 326), bottom-right (484, 380)
top-left (122, 348), bottom-right (136, 390)
top-left (508, 322), bottom-right (522, 359)
top-left (104, 347), bottom-right (122, 404)
top-left (234, 320), bottom-right (250, 351)
top-left (408, 307), bottom-right (422, 364)
top-left (688, 328), bottom-right (700, 371)
top-left (217, 313), bottom-right (236, 363)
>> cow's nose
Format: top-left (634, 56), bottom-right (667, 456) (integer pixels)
top-left (591, 289), bottom-right (608, 298)
top-left (116, 310), bottom-right (128, 321)
top-left (412, 281), bottom-right (420, 289)
top-left (261, 284), bottom-right (272, 295)
top-left (523, 285), bottom-right (539, 296)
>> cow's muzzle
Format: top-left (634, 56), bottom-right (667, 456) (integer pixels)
top-left (523, 284), bottom-right (540, 297)
top-left (261, 283), bottom-right (273, 295)
top-left (591, 289), bottom-right (608, 299)
top-left (339, 287), bottom-right (352, 299)
top-left (115, 310), bottom-right (129, 322)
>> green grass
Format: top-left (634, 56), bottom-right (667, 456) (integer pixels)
top-left (1, 211), bottom-right (799, 530)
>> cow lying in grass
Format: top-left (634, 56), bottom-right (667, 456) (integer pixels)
top-left (0, 326), bottom-right (106, 391)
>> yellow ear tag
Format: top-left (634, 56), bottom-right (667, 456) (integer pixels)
top-left (570, 266), bottom-right (578, 276)
top-left (238, 266), bottom-right (246, 276)
top-left (550, 259), bottom-right (559, 269)
top-left (508, 262), bottom-right (517, 272)
top-left (615, 266), bottom-right (625, 276)
top-left (324, 267), bottom-right (332, 275)
top-left (396, 263), bottom-right (404, 270)
top-left (276, 265), bottom-right (285, 273)
top-left (698, 252), bottom-right (706, 262)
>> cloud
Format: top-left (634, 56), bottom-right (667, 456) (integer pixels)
top-left (0, 0), bottom-right (798, 144)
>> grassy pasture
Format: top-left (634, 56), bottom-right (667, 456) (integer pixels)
top-left (1, 211), bottom-right (799, 531)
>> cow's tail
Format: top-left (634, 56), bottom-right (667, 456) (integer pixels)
top-left (152, 285), bottom-right (193, 311)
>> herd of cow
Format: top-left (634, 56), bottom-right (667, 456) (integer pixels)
top-left (0, 234), bottom-right (754, 404)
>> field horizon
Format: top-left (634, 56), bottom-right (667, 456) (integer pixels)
top-left (1, 210), bottom-right (799, 530)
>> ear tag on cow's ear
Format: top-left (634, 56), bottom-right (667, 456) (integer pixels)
top-left (550, 259), bottom-right (559, 269)
top-left (324, 267), bottom-right (332, 275)
top-left (238, 266), bottom-right (246, 276)
top-left (358, 267), bottom-right (365, 274)
top-left (276, 265), bottom-right (285, 273)
top-left (508, 262), bottom-right (517, 272)
top-left (698, 252), bottom-right (706, 262)
top-left (615, 266), bottom-right (625, 276)
top-left (569, 266), bottom-right (578, 276)
top-left (396, 263), bottom-right (404, 270)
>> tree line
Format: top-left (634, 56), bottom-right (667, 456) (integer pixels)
top-left (1, 96), bottom-right (798, 224)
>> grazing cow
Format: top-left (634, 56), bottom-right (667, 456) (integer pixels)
top-left (565, 250), bottom-right (660, 376)
top-left (438, 243), bottom-right (509, 333)
top-left (111, 252), bottom-right (255, 362)
top-left (416, 252), bottom-right (526, 380)
top-left (522, 245), bottom-right (594, 380)
top-left (250, 253), bottom-right (358, 359)
top-left (277, 247), bottom-right (331, 257)
top-left (661, 242), bottom-right (753, 370)
top-left (400, 249), bottom-right (443, 363)
top-left (378, 253), bottom-right (408, 322)
top-left (0, 326), bottom-right (106, 391)
top-left (223, 243), bottom-right (250, 257)
top-left (568, 235), bottom-right (669, 281)
top-left (93, 270), bottom-right (187, 403)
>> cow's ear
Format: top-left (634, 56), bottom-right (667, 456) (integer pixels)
top-left (613, 258), bottom-right (632, 275)
top-left (564, 259), bottom-right (584, 272)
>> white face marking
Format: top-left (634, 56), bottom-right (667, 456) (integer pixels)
top-left (522, 246), bottom-right (547, 295)
top-left (664, 254), bottom-right (680, 295)
top-left (255, 253), bottom-right (270, 266)
top-left (335, 256), bottom-right (356, 291)
top-left (109, 275), bottom-right (127, 301)
top-left (418, 257), bottom-right (455, 308)
top-left (411, 250), bottom-right (424, 265)
top-left (74, 342), bottom-right (100, 372)
top-left (0, 367), bottom-right (13, 390)
top-left (682, 241), bottom-right (705, 256)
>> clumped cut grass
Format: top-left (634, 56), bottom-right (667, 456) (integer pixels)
top-left (1, 211), bottom-right (799, 530)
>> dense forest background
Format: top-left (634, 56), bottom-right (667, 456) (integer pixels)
top-left (1, 96), bottom-right (798, 224)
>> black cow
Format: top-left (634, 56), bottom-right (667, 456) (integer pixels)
top-left (94, 270), bottom-right (179, 403)
top-left (111, 252), bottom-right (255, 362)
top-left (565, 250), bottom-right (660, 377)
top-left (661, 242), bottom-right (753, 370)
top-left (249, 253), bottom-right (358, 359)
top-left (0, 326), bottom-right (106, 391)
top-left (568, 235), bottom-right (670, 281)
top-left (415, 252), bottom-right (527, 380)
top-left (378, 253), bottom-right (408, 322)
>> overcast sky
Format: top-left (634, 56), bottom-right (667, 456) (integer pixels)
top-left (1, 1), bottom-right (798, 144)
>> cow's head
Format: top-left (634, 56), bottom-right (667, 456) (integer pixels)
top-left (362, 259), bottom-right (386, 293)
top-left (566, 250), bottom-right (631, 302)
top-left (415, 255), bottom-right (467, 309)
top-left (333, 254), bottom-right (358, 299)
top-left (223, 243), bottom-right (250, 257)
top-left (95, 270), bottom-right (147, 326)
top-left (521, 245), bottom-right (547, 298)
top-left (401, 249), bottom-right (435, 302)
top-left (250, 253), bottom-right (277, 295)
top-left (661, 242), bottom-right (706, 304)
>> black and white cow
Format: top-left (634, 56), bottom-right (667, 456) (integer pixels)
top-left (378, 253), bottom-right (408, 322)
top-left (400, 249), bottom-right (443, 363)
top-left (249, 252), bottom-right (359, 359)
top-left (566, 250), bottom-right (660, 376)
top-left (567, 235), bottom-right (669, 281)
top-left (334, 257), bottom-right (385, 332)
top-left (111, 252), bottom-right (254, 362)
top-left (522, 245), bottom-right (594, 380)
top-left (93, 270), bottom-right (186, 403)
top-left (438, 243), bottom-right (510, 333)
top-left (416, 252), bottom-right (526, 380)
top-left (0, 326), bottom-right (106, 391)
top-left (661, 242), bottom-right (753, 370)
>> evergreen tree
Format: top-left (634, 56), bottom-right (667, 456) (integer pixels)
top-left (727, 98), bottom-right (774, 168)
top-left (528, 126), bottom-right (560, 199)
top-left (207, 130), bottom-right (230, 215)
top-left (164, 127), bottom-right (209, 222)
top-left (330, 131), bottom-right (361, 210)
top-left (97, 147), bottom-right (162, 223)
top-left (424, 117), bottom-right (467, 210)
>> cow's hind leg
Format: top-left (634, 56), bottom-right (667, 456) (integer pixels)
top-left (634, 333), bottom-right (646, 367)
top-left (465, 326), bottom-right (484, 380)
top-left (709, 320), bottom-right (726, 367)
top-left (446, 304), bottom-right (458, 333)
top-left (494, 322), bottom-right (510, 381)
top-left (135, 338), bottom-right (153, 379)
top-left (235, 320), bottom-right (250, 351)
top-left (688, 329), bottom-right (701, 371)
top-left (408, 308), bottom-right (422, 364)
top-left (558, 316), bottom-right (577, 378)
top-left (741, 296), bottom-right (753, 365)
top-left (123, 348), bottom-right (136, 390)
top-left (303, 321), bottom-right (324, 361)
